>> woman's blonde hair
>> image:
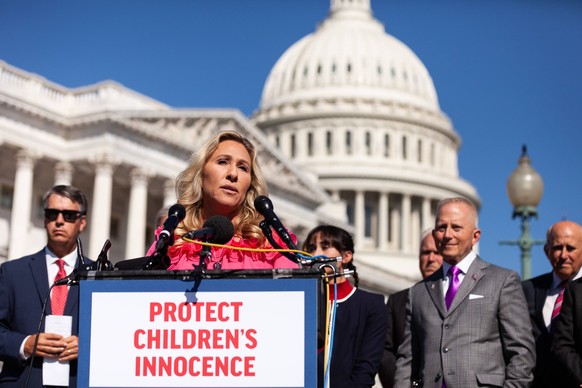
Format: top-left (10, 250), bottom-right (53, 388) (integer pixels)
top-left (175, 130), bottom-right (268, 242)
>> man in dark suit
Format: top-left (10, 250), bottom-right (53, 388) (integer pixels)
top-left (378, 230), bottom-right (442, 388)
top-left (394, 197), bottom-right (535, 388)
top-left (522, 220), bottom-right (582, 388)
top-left (551, 277), bottom-right (582, 387)
top-left (0, 185), bottom-right (91, 387)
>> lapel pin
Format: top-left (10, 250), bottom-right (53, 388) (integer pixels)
top-left (431, 284), bottom-right (435, 289)
top-left (472, 274), bottom-right (478, 280)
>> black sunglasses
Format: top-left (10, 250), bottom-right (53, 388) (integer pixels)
top-left (44, 208), bottom-right (85, 222)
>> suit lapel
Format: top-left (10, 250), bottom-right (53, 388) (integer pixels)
top-left (425, 268), bottom-right (447, 317)
top-left (536, 273), bottom-right (553, 332)
top-left (29, 251), bottom-right (51, 313)
top-left (446, 256), bottom-right (487, 316)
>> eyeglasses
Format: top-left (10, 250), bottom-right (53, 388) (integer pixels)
top-left (44, 208), bottom-right (85, 222)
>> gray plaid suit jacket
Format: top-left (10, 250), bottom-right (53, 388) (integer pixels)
top-left (394, 256), bottom-right (535, 388)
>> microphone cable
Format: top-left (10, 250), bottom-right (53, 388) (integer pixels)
top-left (320, 264), bottom-right (339, 388)
top-left (24, 280), bottom-right (58, 388)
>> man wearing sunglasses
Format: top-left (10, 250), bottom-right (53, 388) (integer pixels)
top-left (0, 185), bottom-right (91, 387)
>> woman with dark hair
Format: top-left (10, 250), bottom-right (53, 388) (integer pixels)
top-left (303, 225), bottom-right (387, 388)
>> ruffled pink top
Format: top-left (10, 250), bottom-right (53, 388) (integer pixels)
top-left (146, 227), bottom-right (299, 270)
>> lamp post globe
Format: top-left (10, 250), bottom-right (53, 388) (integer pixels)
top-left (506, 145), bottom-right (544, 218)
top-left (502, 145), bottom-right (544, 280)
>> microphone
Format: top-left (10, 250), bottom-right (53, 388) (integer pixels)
top-left (184, 215), bottom-right (235, 244)
top-left (254, 195), bottom-right (297, 250)
top-left (156, 204), bottom-right (187, 251)
top-left (96, 239), bottom-right (113, 271)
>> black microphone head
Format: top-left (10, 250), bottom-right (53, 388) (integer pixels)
top-left (203, 215), bottom-right (235, 244)
top-left (254, 195), bottom-right (274, 216)
top-left (168, 204), bottom-right (186, 221)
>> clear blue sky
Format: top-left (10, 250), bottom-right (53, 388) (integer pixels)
top-left (1, 0), bottom-right (581, 279)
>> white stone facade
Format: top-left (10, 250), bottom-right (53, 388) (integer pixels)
top-left (0, 60), bottom-right (338, 274)
top-left (0, 0), bottom-right (480, 295)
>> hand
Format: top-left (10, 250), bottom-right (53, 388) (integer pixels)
top-left (57, 335), bottom-right (79, 362)
top-left (24, 333), bottom-right (66, 359)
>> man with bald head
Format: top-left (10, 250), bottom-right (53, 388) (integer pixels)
top-left (378, 230), bottom-right (443, 387)
top-left (394, 197), bottom-right (535, 388)
top-left (522, 220), bottom-right (582, 387)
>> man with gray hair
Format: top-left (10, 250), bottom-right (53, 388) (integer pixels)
top-left (394, 197), bottom-right (535, 388)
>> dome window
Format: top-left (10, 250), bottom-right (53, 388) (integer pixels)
top-left (402, 136), bottom-right (408, 160)
top-left (291, 134), bottom-right (297, 158)
top-left (365, 131), bottom-right (372, 155)
top-left (317, 64), bottom-right (322, 75)
top-left (346, 131), bottom-right (352, 155)
top-left (384, 134), bottom-right (390, 157)
top-left (417, 139), bottom-right (422, 163)
top-left (377, 65), bottom-right (382, 75)
top-left (390, 67), bottom-right (396, 79)
top-left (303, 66), bottom-right (308, 77)
top-left (332, 63), bottom-right (337, 73)
top-left (326, 131), bottom-right (333, 155)
top-left (307, 132), bottom-right (314, 156)
top-left (347, 63), bottom-right (352, 73)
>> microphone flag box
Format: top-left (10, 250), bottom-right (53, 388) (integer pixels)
top-left (78, 274), bottom-right (318, 387)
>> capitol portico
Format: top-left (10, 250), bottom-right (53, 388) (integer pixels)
top-left (0, 0), bottom-right (479, 295)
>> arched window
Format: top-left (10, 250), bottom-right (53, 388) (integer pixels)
top-left (346, 131), bottom-right (352, 155)
top-left (326, 131), bottom-right (333, 155)
top-left (290, 134), bottom-right (296, 158)
top-left (402, 136), bottom-right (408, 160)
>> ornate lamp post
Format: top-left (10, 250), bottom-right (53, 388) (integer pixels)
top-left (500, 145), bottom-right (544, 280)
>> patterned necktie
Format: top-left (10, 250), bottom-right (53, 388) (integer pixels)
top-left (551, 280), bottom-right (568, 321)
top-left (51, 259), bottom-right (68, 315)
top-left (445, 266), bottom-right (462, 310)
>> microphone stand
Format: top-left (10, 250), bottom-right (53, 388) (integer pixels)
top-left (24, 283), bottom-right (52, 388)
top-left (143, 235), bottom-right (171, 270)
top-left (259, 220), bottom-right (298, 263)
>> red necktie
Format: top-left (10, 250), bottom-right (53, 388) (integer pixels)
top-left (51, 259), bottom-right (68, 315)
top-left (551, 281), bottom-right (568, 321)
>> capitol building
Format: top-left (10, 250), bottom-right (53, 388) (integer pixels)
top-left (0, 0), bottom-right (478, 295)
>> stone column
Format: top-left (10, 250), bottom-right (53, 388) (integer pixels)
top-left (8, 151), bottom-right (38, 259)
top-left (54, 162), bottom-right (73, 186)
top-left (401, 193), bottom-right (411, 253)
top-left (378, 192), bottom-right (389, 251)
top-left (89, 157), bottom-right (116, 259)
top-left (163, 179), bottom-right (177, 206)
top-left (354, 190), bottom-right (365, 246)
top-left (411, 199), bottom-right (421, 251)
top-left (422, 197), bottom-right (432, 233)
top-left (125, 169), bottom-right (150, 259)
top-left (390, 202), bottom-right (400, 251)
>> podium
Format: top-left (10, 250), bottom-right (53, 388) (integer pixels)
top-left (77, 268), bottom-right (321, 388)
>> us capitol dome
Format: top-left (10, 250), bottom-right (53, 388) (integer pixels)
top-left (253, 0), bottom-right (480, 291)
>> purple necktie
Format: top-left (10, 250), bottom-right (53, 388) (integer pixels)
top-left (445, 266), bottom-right (461, 310)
